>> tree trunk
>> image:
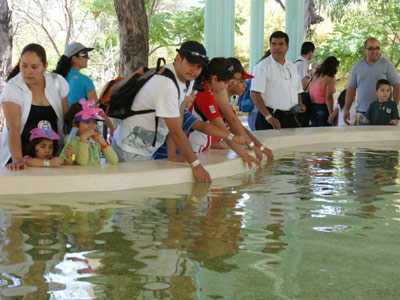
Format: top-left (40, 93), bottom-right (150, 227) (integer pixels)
top-left (0, 0), bottom-right (12, 132)
top-left (113, 0), bottom-right (149, 77)
top-left (304, 0), bottom-right (323, 40)
top-left (0, 0), bottom-right (12, 90)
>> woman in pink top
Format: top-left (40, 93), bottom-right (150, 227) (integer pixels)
top-left (309, 56), bottom-right (339, 126)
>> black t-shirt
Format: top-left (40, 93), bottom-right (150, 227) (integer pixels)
top-left (21, 105), bottom-right (58, 155)
top-left (365, 100), bottom-right (399, 125)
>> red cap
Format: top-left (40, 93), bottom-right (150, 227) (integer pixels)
top-left (241, 69), bottom-right (254, 80)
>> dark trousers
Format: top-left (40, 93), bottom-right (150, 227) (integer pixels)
top-left (255, 108), bottom-right (301, 130)
top-left (310, 103), bottom-right (330, 127)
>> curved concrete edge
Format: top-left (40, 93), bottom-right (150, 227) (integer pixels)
top-left (1, 125), bottom-right (399, 195)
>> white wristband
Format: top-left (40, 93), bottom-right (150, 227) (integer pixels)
top-left (190, 159), bottom-right (201, 168)
top-left (227, 133), bottom-right (234, 141)
top-left (259, 145), bottom-right (265, 151)
top-left (247, 141), bottom-right (255, 149)
top-left (265, 114), bottom-right (272, 121)
top-left (43, 159), bottom-right (50, 167)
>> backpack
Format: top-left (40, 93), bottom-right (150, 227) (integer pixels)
top-left (236, 79), bottom-right (254, 112)
top-left (99, 58), bottom-right (187, 146)
top-left (99, 58), bottom-right (181, 120)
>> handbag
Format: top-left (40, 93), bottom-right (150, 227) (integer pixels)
top-left (297, 75), bottom-right (313, 127)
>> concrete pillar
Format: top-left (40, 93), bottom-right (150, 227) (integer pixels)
top-left (285, 0), bottom-right (304, 62)
top-left (204, 0), bottom-right (235, 59)
top-left (249, 0), bottom-right (265, 73)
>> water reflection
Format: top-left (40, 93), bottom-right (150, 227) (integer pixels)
top-left (0, 143), bottom-right (400, 299)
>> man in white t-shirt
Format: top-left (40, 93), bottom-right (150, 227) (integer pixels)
top-left (295, 41), bottom-right (315, 90)
top-left (112, 41), bottom-right (211, 182)
top-left (250, 31), bottom-right (305, 130)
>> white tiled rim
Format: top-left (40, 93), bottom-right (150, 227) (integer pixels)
top-left (1, 126), bottom-right (399, 195)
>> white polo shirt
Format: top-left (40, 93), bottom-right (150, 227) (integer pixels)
top-left (251, 56), bottom-right (303, 111)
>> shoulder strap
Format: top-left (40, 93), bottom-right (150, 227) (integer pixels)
top-left (295, 59), bottom-right (302, 64)
top-left (159, 68), bottom-right (181, 99)
top-left (305, 73), bottom-right (314, 91)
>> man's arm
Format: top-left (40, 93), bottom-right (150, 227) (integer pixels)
top-left (301, 77), bottom-right (308, 90)
top-left (344, 87), bottom-right (356, 125)
top-left (250, 91), bottom-right (281, 129)
top-left (164, 117), bottom-right (211, 183)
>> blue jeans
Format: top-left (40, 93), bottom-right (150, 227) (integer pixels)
top-left (311, 103), bottom-right (330, 127)
top-left (247, 109), bottom-right (258, 131)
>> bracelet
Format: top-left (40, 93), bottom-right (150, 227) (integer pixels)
top-left (259, 145), bottom-right (265, 151)
top-left (247, 141), bottom-right (255, 149)
top-left (101, 141), bottom-right (110, 149)
top-left (43, 159), bottom-right (50, 167)
top-left (190, 159), bottom-right (201, 168)
top-left (265, 114), bottom-right (272, 121)
top-left (227, 133), bottom-right (234, 141)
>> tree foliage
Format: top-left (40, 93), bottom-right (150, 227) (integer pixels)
top-left (314, 0), bottom-right (362, 21)
top-left (313, 1), bottom-right (400, 76)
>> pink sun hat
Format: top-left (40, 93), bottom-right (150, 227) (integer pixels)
top-left (74, 99), bottom-right (105, 122)
top-left (29, 120), bottom-right (60, 141)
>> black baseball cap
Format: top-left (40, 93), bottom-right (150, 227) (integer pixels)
top-left (176, 41), bottom-right (208, 65)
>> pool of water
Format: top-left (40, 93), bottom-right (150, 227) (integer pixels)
top-left (1, 141), bottom-right (400, 299)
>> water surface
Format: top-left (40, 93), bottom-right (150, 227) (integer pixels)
top-left (1, 141), bottom-right (400, 299)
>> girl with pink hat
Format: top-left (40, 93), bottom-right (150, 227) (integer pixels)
top-left (64, 99), bottom-right (118, 165)
top-left (24, 120), bottom-right (73, 167)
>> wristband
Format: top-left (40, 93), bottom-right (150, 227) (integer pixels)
top-left (43, 159), bottom-right (50, 167)
top-left (265, 114), bottom-right (272, 121)
top-left (247, 141), bottom-right (255, 149)
top-left (259, 145), bottom-right (265, 151)
top-left (190, 159), bottom-right (201, 168)
top-left (101, 141), bottom-right (110, 149)
top-left (227, 133), bottom-right (234, 141)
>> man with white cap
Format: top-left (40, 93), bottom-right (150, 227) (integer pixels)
top-left (112, 41), bottom-right (212, 182)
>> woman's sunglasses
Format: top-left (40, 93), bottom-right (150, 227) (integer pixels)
top-left (78, 52), bottom-right (89, 58)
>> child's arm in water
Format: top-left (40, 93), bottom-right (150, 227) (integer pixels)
top-left (192, 121), bottom-right (246, 145)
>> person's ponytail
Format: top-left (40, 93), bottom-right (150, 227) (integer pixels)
top-left (53, 55), bottom-right (72, 78)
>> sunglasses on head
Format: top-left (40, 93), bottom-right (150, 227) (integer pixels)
top-left (180, 50), bottom-right (208, 60)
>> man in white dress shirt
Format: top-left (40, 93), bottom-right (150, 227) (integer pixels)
top-left (250, 31), bottom-right (305, 130)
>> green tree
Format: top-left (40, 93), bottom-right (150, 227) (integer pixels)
top-left (314, 1), bottom-right (400, 76)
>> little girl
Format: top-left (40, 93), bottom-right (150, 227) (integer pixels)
top-left (328, 89), bottom-right (347, 126)
top-left (64, 99), bottom-right (118, 165)
top-left (24, 120), bottom-right (73, 167)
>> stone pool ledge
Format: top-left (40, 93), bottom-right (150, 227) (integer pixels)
top-left (1, 125), bottom-right (399, 195)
